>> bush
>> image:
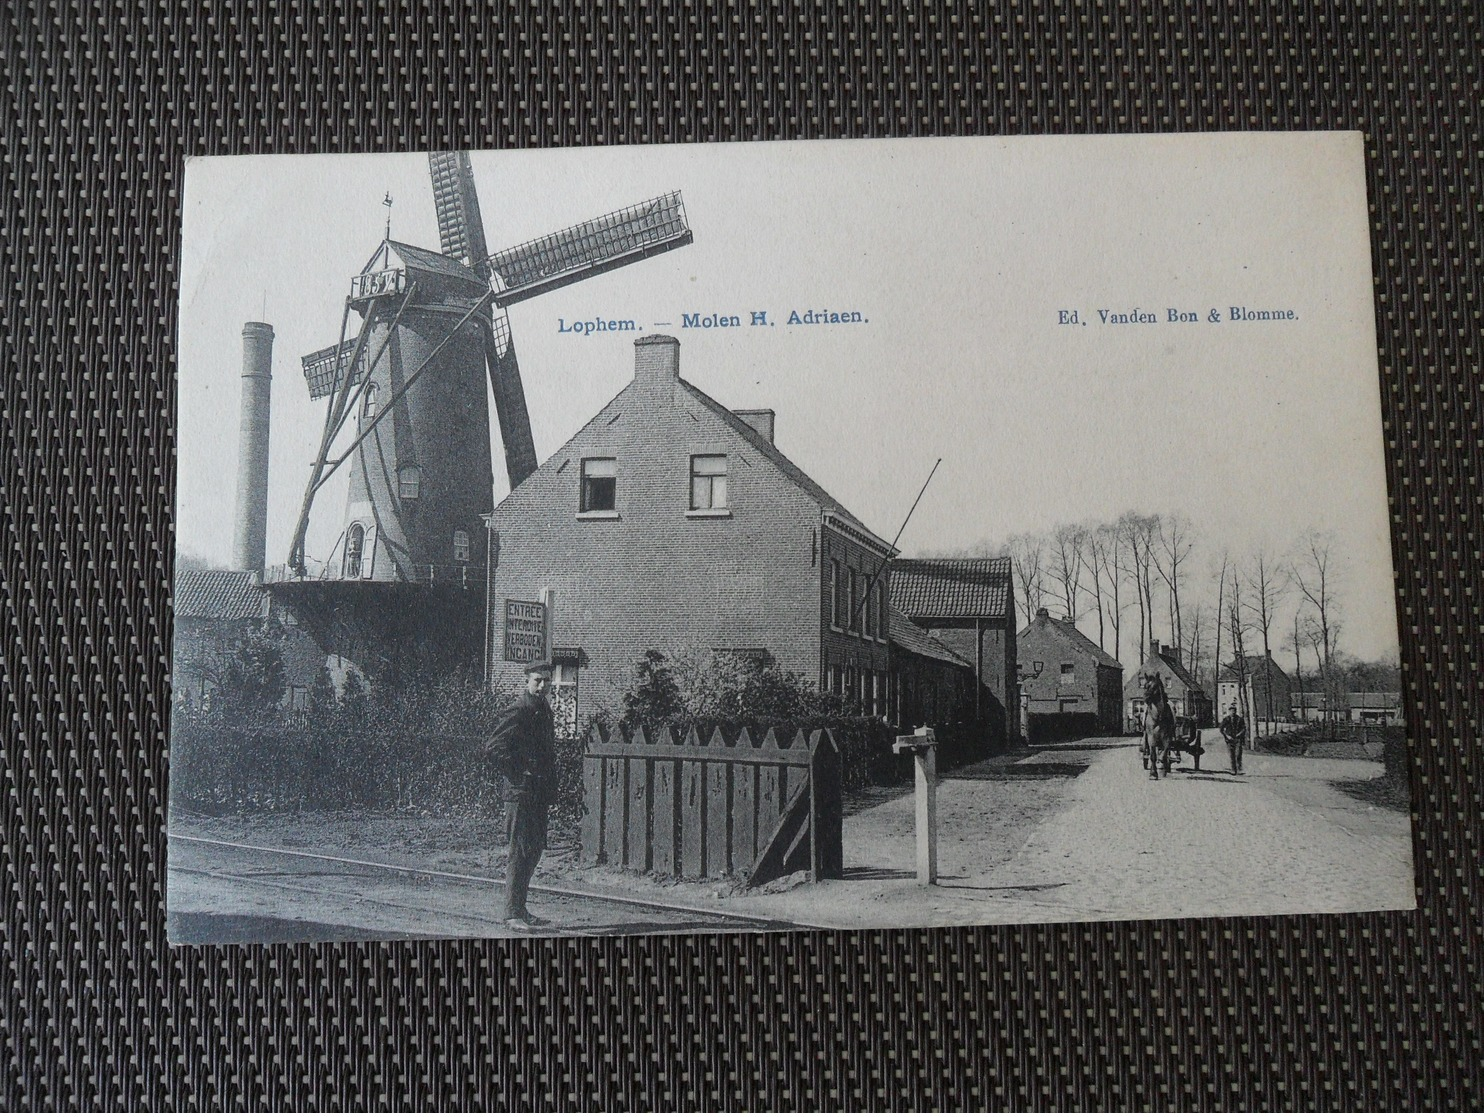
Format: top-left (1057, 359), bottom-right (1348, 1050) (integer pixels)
top-left (595, 649), bottom-right (991, 791)
top-left (168, 668), bottom-right (532, 816)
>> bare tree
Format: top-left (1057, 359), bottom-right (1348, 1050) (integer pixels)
top-left (1006, 532), bottom-right (1047, 625)
top-left (1119, 513), bottom-right (1161, 659)
top-left (1086, 521), bottom-right (1122, 658)
top-left (1153, 512), bottom-right (1196, 653)
top-left (1184, 601), bottom-right (1208, 688)
top-left (1291, 531), bottom-right (1342, 730)
top-left (1047, 522), bottom-right (1087, 623)
top-left (1211, 552), bottom-right (1229, 706)
top-left (1227, 566), bottom-right (1254, 747)
top-left (1288, 611), bottom-right (1308, 721)
top-left (1243, 547), bottom-right (1285, 734)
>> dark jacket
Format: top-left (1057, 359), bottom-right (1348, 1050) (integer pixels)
top-left (485, 691), bottom-right (557, 803)
top-left (1220, 712), bottom-right (1247, 741)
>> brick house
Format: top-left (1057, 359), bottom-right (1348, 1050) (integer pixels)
top-left (889, 558), bottom-right (1018, 749)
top-left (1124, 641), bottom-right (1213, 732)
top-left (173, 568), bottom-right (327, 710)
top-left (482, 334), bottom-right (896, 729)
top-left (1217, 654), bottom-right (1294, 722)
top-left (1016, 607), bottom-right (1124, 740)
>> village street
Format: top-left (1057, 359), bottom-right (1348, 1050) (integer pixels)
top-left (169, 734), bottom-right (1415, 941)
top-left (670, 733), bottom-right (1416, 929)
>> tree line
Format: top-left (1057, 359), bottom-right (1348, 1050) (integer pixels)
top-left (940, 513), bottom-right (1397, 726)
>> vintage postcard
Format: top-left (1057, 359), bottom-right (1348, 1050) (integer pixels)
top-left (168, 133), bottom-right (1413, 944)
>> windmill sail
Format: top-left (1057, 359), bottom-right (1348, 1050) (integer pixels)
top-left (301, 339), bottom-right (367, 400)
top-left (488, 192), bottom-right (692, 305)
top-left (428, 151), bottom-right (492, 276)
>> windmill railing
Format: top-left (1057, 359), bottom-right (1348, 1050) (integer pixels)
top-left (262, 561), bottom-right (485, 588)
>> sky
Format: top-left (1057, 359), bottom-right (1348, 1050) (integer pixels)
top-left (176, 132), bottom-right (1399, 660)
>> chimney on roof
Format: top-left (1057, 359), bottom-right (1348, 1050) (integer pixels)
top-left (1036, 607), bottom-right (1049, 619)
top-left (633, 334), bottom-right (679, 385)
top-left (734, 409), bottom-right (775, 444)
top-left (233, 322), bottom-right (274, 575)
top-left (1149, 639), bottom-right (1160, 658)
top-left (1161, 643), bottom-right (1182, 665)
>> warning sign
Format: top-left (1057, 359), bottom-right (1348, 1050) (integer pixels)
top-left (503, 599), bottom-right (547, 663)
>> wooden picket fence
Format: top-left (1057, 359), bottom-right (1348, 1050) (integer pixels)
top-left (580, 725), bottom-right (843, 887)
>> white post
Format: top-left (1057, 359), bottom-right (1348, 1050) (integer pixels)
top-left (914, 746), bottom-right (938, 885)
top-left (894, 726), bottom-right (939, 885)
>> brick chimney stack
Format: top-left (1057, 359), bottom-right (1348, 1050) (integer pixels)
top-left (734, 409), bottom-right (776, 444)
top-left (633, 334), bottom-right (680, 384)
top-left (233, 321), bottom-right (274, 574)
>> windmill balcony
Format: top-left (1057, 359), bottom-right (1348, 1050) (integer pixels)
top-left (262, 561), bottom-right (485, 589)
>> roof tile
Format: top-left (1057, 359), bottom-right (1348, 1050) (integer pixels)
top-left (890, 557), bottom-right (1011, 620)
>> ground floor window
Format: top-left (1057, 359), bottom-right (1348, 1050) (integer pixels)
top-left (550, 659), bottom-right (580, 737)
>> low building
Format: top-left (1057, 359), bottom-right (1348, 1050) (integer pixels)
top-left (483, 335), bottom-right (896, 728)
top-left (173, 568), bottom-right (327, 710)
top-left (1124, 641), bottom-right (1213, 732)
top-left (890, 557), bottom-right (1018, 749)
top-left (1017, 607), bottom-right (1124, 741)
top-left (888, 608), bottom-right (976, 730)
top-left (1291, 691), bottom-right (1403, 725)
top-left (1217, 654), bottom-right (1294, 722)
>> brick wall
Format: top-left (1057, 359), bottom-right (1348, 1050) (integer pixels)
top-left (819, 526), bottom-right (891, 712)
top-left (923, 620), bottom-right (1015, 748)
top-left (485, 338), bottom-right (835, 723)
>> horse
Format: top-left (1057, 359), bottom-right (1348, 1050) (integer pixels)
top-left (1142, 674), bottom-right (1177, 780)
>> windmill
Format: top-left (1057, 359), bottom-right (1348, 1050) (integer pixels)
top-left (268, 152), bottom-right (692, 674)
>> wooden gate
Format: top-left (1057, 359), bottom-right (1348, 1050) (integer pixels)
top-left (579, 726), bottom-right (843, 887)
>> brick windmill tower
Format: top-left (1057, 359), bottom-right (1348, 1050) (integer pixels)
top-left (266, 152), bottom-right (692, 676)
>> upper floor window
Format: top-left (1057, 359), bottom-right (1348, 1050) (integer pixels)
top-left (361, 382), bottom-right (379, 421)
top-left (690, 455), bottom-right (728, 510)
top-left (581, 458), bottom-right (617, 512)
top-left (452, 530), bottom-right (471, 563)
top-left (830, 559), bottom-right (842, 627)
top-left (1060, 662), bottom-right (1075, 686)
top-left (398, 464), bottom-right (422, 500)
top-left (847, 570), bottom-right (859, 632)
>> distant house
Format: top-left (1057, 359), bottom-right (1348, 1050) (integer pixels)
top-left (1124, 641), bottom-right (1213, 732)
top-left (890, 557), bottom-right (1018, 749)
top-left (1017, 607), bottom-right (1124, 741)
top-left (173, 568), bottom-right (327, 710)
top-left (1217, 654), bottom-right (1294, 722)
top-left (888, 608), bottom-right (976, 730)
top-left (1292, 691), bottom-right (1403, 725)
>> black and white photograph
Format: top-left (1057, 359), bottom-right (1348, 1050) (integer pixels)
top-left (167, 132), bottom-right (1413, 944)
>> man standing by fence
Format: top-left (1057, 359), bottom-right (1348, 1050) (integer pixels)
top-left (1221, 703), bottom-right (1247, 775)
top-left (485, 661), bottom-right (557, 931)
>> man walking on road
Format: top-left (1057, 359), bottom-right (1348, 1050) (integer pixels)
top-left (1221, 703), bottom-right (1247, 775)
top-left (486, 661), bottom-right (558, 930)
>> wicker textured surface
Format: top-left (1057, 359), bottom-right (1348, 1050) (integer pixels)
top-left (3, 4), bottom-right (1480, 1109)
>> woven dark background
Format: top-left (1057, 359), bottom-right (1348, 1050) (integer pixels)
top-left (3, 3), bottom-right (1480, 1110)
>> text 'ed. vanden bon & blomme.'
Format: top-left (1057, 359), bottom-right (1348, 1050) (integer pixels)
top-left (1057, 306), bottom-right (1299, 326)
